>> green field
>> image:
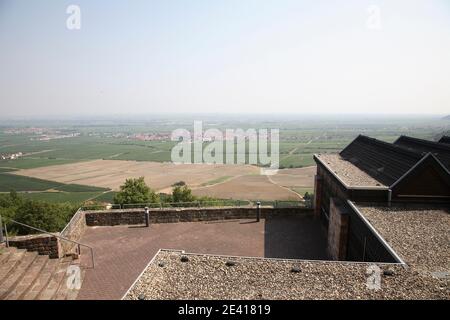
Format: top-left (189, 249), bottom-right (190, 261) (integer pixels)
top-left (0, 173), bottom-right (64, 192)
top-left (0, 172), bottom-right (110, 196)
top-left (54, 184), bottom-right (110, 193)
top-left (0, 158), bottom-right (81, 169)
top-left (91, 191), bottom-right (117, 203)
top-left (2, 116), bottom-right (447, 170)
top-left (20, 191), bottom-right (104, 204)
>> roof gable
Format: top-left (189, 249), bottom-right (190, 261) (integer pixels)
top-left (391, 153), bottom-right (450, 199)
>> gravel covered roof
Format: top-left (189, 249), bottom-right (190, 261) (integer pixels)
top-left (357, 205), bottom-right (450, 275)
top-left (124, 250), bottom-right (448, 300)
top-left (316, 153), bottom-right (386, 187)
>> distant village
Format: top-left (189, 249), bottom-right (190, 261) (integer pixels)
top-left (3, 127), bottom-right (80, 141)
top-left (0, 152), bottom-right (23, 160)
top-left (3, 127), bottom-right (172, 142)
top-left (127, 133), bottom-right (171, 141)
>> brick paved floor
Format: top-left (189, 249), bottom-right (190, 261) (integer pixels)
top-left (77, 215), bottom-right (327, 300)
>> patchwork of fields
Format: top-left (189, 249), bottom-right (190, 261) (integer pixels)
top-left (11, 160), bottom-right (315, 201)
top-left (1, 116), bottom-right (448, 203)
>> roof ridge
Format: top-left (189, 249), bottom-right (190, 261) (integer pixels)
top-left (345, 135), bottom-right (423, 159)
top-left (395, 135), bottom-right (450, 152)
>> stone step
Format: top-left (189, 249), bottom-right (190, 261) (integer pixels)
top-left (4, 255), bottom-right (48, 300)
top-left (37, 258), bottom-right (72, 300)
top-left (0, 247), bottom-right (13, 264)
top-left (21, 258), bottom-right (60, 300)
top-left (0, 249), bottom-right (26, 285)
top-left (0, 251), bottom-right (38, 299)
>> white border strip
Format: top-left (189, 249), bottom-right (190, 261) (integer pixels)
top-left (162, 250), bottom-right (403, 266)
top-left (120, 248), bottom-right (181, 300)
top-left (347, 201), bottom-right (407, 266)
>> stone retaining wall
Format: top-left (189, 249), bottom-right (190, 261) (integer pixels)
top-left (60, 209), bottom-right (87, 255)
top-left (84, 207), bottom-right (313, 226)
top-left (8, 234), bottom-right (61, 259)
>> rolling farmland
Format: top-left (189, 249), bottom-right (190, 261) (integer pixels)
top-left (1, 115), bottom-right (448, 202)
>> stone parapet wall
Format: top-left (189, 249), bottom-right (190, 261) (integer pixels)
top-left (84, 207), bottom-right (313, 226)
top-left (8, 234), bottom-right (61, 259)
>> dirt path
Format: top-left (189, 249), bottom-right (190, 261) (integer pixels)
top-left (266, 175), bottom-right (303, 200)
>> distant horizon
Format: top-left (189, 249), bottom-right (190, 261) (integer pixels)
top-left (1, 0), bottom-right (450, 117)
top-left (0, 112), bottom-right (448, 125)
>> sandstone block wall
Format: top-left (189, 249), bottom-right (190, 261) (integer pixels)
top-left (8, 234), bottom-right (61, 259)
top-left (84, 207), bottom-right (313, 226)
top-left (327, 198), bottom-right (349, 260)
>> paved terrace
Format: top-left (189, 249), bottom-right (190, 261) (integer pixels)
top-left (77, 215), bottom-right (327, 300)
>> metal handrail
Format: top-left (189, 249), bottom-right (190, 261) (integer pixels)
top-left (4, 218), bottom-right (95, 269)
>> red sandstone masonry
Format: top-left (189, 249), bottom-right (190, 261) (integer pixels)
top-left (60, 209), bottom-right (87, 256)
top-left (8, 234), bottom-right (61, 259)
top-left (84, 207), bottom-right (313, 226)
top-left (327, 198), bottom-right (349, 260)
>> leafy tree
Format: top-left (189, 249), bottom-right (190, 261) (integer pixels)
top-left (0, 191), bottom-right (23, 208)
top-left (172, 185), bottom-right (195, 203)
top-left (172, 181), bottom-right (186, 187)
top-left (0, 191), bottom-right (78, 235)
top-left (12, 200), bottom-right (78, 235)
top-left (113, 177), bottom-right (159, 205)
top-left (159, 193), bottom-right (173, 203)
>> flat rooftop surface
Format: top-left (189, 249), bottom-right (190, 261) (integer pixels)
top-left (77, 215), bottom-right (327, 300)
top-left (357, 205), bottom-right (450, 274)
top-left (316, 153), bottom-right (386, 187)
top-left (125, 250), bottom-right (448, 300)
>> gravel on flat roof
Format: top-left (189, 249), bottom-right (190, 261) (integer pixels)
top-left (124, 250), bottom-right (448, 300)
top-left (316, 154), bottom-right (386, 187)
top-left (358, 206), bottom-right (450, 275)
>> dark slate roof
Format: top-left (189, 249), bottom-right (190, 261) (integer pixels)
top-left (340, 135), bottom-right (423, 186)
top-left (393, 136), bottom-right (450, 170)
top-left (438, 136), bottom-right (450, 144)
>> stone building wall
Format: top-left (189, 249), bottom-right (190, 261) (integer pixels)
top-left (327, 198), bottom-right (349, 261)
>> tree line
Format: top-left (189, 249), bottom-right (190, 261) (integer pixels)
top-left (0, 177), bottom-right (215, 235)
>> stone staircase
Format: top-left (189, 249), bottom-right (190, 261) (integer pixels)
top-left (0, 245), bottom-right (84, 300)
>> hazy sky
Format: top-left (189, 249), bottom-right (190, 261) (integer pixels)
top-left (0, 0), bottom-right (449, 117)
